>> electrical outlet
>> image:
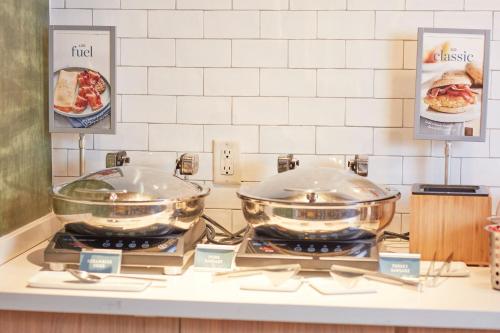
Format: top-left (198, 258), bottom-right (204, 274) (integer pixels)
top-left (213, 140), bottom-right (241, 185)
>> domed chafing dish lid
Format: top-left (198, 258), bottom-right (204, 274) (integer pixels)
top-left (237, 167), bottom-right (399, 206)
top-left (53, 166), bottom-right (209, 203)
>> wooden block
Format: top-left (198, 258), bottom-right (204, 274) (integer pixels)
top-left (410, 194), bottom-right (491, 265)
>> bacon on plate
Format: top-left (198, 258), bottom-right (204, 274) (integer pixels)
top-left (73, 70), bottom-right (104, 113)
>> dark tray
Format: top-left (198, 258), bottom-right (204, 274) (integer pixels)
top-left (411, 184), bottom-right (489, 196)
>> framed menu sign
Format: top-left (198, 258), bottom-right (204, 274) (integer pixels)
top-left (414, 28), bottom-right (490, 141)
top-left (49, 26), bottom-right (116, 134)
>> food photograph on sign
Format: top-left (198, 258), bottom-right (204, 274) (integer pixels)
top-left (415, 28), bottom-right (490, 141)
top-left (49, 26), bottom-right (115, 134)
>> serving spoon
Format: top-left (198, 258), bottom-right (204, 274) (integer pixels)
top-left (67, 269), bottom-right (167, 284)
top-left (213, 264), bottom-right (301, 286)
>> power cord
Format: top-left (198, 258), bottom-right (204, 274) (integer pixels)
top-left (381, 231), bottom-right (409, 241)
top-left (201, 214), bottom-right (249, 245)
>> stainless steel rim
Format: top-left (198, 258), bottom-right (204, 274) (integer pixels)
top-left (236, 190), bottom-right (401, 208)
top-left (52, 182), bottom-right (211, 205)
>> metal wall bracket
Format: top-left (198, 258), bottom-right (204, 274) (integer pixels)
top-left (175, 153), bottom-right (199, 177)
top-left (105, 151), bottom-right (130, 168)
top-left (348, 155), bottom-right (369, 177)
top-left (277, 154), bottom-right (299, 173)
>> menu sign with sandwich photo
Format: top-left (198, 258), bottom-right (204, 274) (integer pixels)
top-left (414, 28), bottom-right (490, 142)
top-left (49, 26), bottom-right (116, 134)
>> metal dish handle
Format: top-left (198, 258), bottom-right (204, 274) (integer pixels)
top-left (74, 188), bottom-right (127, 194)
top-left (283, 188), bottom-right (336, 193)
top-left (73, 188), bottom-right (154, 201)
top-left (284, 188), bottom-right (337, 203)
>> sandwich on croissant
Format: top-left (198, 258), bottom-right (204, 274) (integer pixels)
top-left (423, 73), bottom-right (477, 114)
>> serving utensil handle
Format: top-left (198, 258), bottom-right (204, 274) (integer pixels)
top-left (106, 274), bottom-right (167, 282)
top-left (214, 264), bottom-right (301, 278)
top-left (330, 265), bottom-right (419, 286)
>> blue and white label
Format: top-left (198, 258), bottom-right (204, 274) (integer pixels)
top-left (194, 244), bottom-right (236, 271)
top-left (379, 252), bottom-right (421, 278)
top-left (79, 249), bottom-right (122, 274)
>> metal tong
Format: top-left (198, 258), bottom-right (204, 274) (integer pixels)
top-left (424, 252), bottom-right (454, 287)
top-left (330, 265), bottom-right (420, 287)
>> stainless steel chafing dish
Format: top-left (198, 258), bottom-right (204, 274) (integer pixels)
top-left (52, 162), bottom-right (210, 235)
top-left (237, 166), bottom-right (400, 240)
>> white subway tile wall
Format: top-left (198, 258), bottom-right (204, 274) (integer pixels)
top-left (375, 11), bottom-right (433, 40)
top-left (93, 10), bottom-right (148, 37)
top-left (260, 126), bottom-right (315, 153)
top-left (116, 67), bottom-right (147, 94)
top-left (149, 68), bottom-right (203, 95)
top-left (66, 0), bottom-right (120, 9)
top-left (289, 98), bottom-right (345, 125)
top-left (177, 0), bottom-right (231, 10)
top-left (289, 40), bottom-right (345, 68)
top-left (290, 0), bottom-right (345, 10)
top-left (205, 11), bottom-right (260, 38)
top-left (50, 1), bottom-right (500, 230)
top-left (316, 127), bottom-right (373, 154)
top-left (406, 0), bottom-right (466, 11)
top-left (261, 11), bottom-right (317, 39)
top-left (233, 97), bottom-right (288, 125)
top-left (317, 69), bottom-right (373, 97)
top-left (232, 40), bottom-right (288, 67)
top-left (177, 96), bottom-right (231, 124)
top-left (346, 99), bottom-right (403, 127)
top-left (121, 95), bottom-right (176, 123)
top-left (148, 11), bottom-right (203, 38)
top-left (121, 39), bottom-right (175, 67)
top-left (318, 11), bottom-right (375, 39)
top-left (260, 69), bottom-right (316, 96)
top-left (234, 0), bottom-right (288, 10)
top-left (348, 0), bottom-right (404, 10)
top-left (434, 11), bottom-right (493, 30)
top-left (121, 0), bottom-right (175, 9)
top-left (176, 40), bottom-right (231, 68)
top-left (346, 41), bottom-right (403, 69)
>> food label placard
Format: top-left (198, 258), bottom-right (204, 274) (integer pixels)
top-left (49, 26), bottom-right (116, 134)
top-left (194, 244), bottom-right (236, 271)
top-left (379, 252), bottom-right (421, 279)
top-left (79, 249), bottom-right (122, 274)
top-left (414, 28), bottom-right (490, 142)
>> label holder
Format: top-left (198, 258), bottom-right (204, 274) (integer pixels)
top-left (79, 249), bottom-right (122, 274)
top-left (194, 244), bottom-right (236, 272)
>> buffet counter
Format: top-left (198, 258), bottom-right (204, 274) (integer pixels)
top-left (0, 242), bottom-right (500, 333)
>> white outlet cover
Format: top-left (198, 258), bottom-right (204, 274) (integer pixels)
top-left (213, 140), bottom-right (241, 185)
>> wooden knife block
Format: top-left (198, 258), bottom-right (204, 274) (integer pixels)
top-left (410, 191), bottom-right (491, 265)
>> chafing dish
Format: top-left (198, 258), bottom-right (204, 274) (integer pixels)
top-left (237, 167), bottom-right (400, 240)
top-left (52, 165), bottom-right (210, 235)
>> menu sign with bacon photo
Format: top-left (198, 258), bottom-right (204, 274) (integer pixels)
top-left (414, 28), bottom-right (490, 142)
top-left (49, 26), bottom-right (115, 134)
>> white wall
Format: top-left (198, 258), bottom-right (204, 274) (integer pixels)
top-left (50, 0), bottom-right (500, 233)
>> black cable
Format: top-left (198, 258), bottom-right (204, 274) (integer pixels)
top-left (381, 231), bottom-right (410, 241)
top-left (194, 224), bottom-right (208, 244)
top-left (201, 214), bottom-right (249, 245)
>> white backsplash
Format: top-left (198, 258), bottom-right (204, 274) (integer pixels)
top-left (50, 0), bottom-right (500, 233)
